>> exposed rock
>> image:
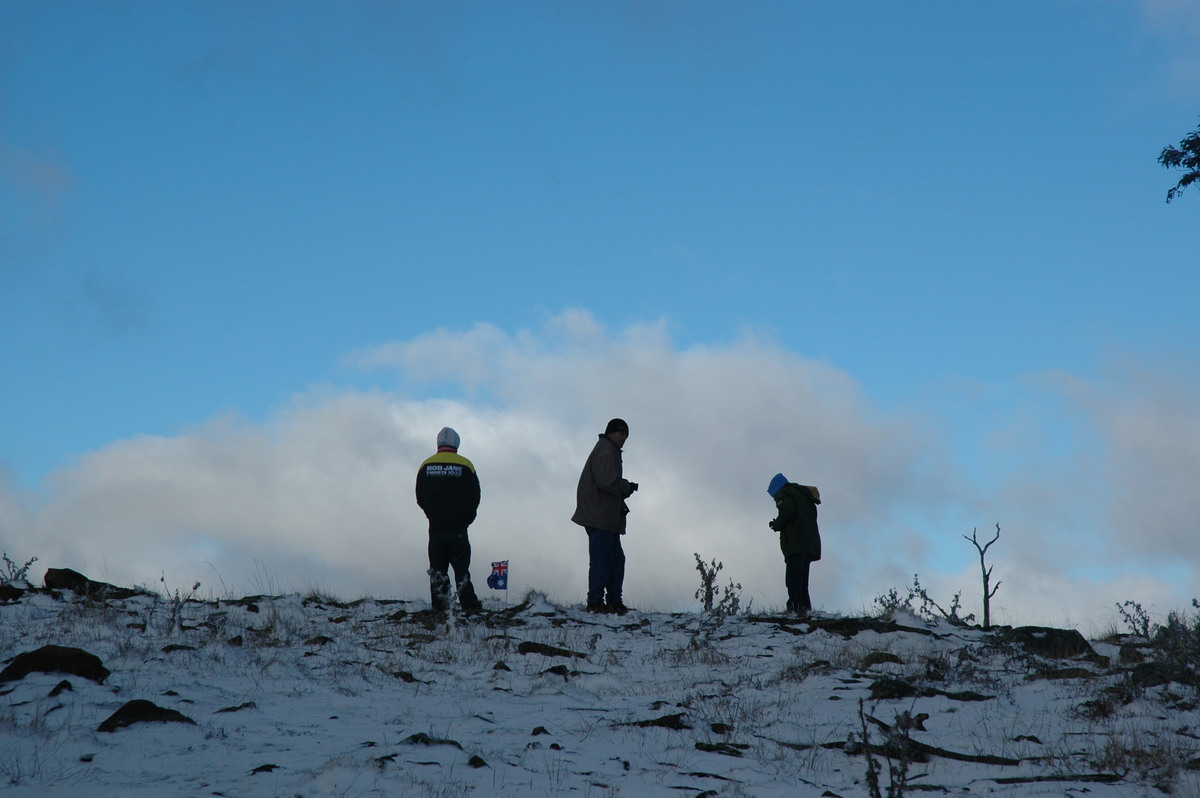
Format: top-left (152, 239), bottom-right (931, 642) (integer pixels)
top-left (43, 568), bottom-right (143, 600)
top-left (863, 714), bottom-right (1020, 766)
top-left (860, 651), bottom-right (904, 668)
top-left (750, 614), bottom-right (934, 638)
top-left (539, 664), bottom-right (574, 678)
top-left (0, 583), bottom-right (25, 602)
top-left (1002, 626), bottom-right (1096, 659)
top-left (622, 712), bottom-right (691, 730)
top-left (869, 677), bottom-right (919, 700)
top-left (517, 641), bottom-right (587, 659)
top-left (695, 741), bottom-right (748, 757)
top-left (97, 699), bottom-right (197, 733)
top-left (1026, 667), bottom-right (1098, 681)
top-left (402, 732), bottom-right (462, 749)
top-left (1130, 661), bottom-right (1200, 689)
top-left (1118, 643), bottom-right (1146, 664)
top-left (868, 676), bottom-right (993, 702)
top-left (0, 645), bottom-right (110, 684)
top-left (389, 670), bottom-right (426, 684)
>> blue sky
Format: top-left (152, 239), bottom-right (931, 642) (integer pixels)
top-left (2, 1), bottom-right (1198, 625)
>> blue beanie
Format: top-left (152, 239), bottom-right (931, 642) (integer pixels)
top-left (768, 473), bottom-right (788, 498)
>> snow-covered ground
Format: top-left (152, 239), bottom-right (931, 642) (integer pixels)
top-left (1, 579), bottom-right (1197, 797)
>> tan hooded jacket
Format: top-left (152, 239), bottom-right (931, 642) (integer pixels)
top-left (571, 434), bottom-right (635, 534)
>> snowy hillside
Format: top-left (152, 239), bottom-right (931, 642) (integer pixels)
top-left (1, 573), bottom-right (1198, 797)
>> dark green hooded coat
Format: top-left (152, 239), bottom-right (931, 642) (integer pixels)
top-left (770, 483), bottom-right (821, 560)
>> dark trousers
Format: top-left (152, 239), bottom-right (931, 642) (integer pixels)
top-left (785, 554), bottom-right (814, 614)
top-left (586, 527), bottom-right (625, 606)
top-left (428, 529), bottom-right (481, 612)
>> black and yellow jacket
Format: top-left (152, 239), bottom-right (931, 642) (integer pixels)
top-left (415, 450), bottom-right (480, 532)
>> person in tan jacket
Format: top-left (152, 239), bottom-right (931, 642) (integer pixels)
top-left (571, 418), bottom-right (638, 614)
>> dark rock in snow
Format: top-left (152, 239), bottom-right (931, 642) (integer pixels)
top-left (869, 676), bottom-right (994, 703)
top-left (402, 732), bottom-right (462, 749)
top-left (0, 645), bottom-right (111, 684)
top-left (390, 670), bottom-right (425, 683)
top-left (304, 635), bottom-right (335, 647)
top-left (1130, 661), bottom-right (1200, 688)
top-left (869, 677), bottom-right (919, 700)
top-left (1003, 626), bottom-right (1097, 659)
top-left (517, 641), bottom-right (587, 659)
top-left (695, 741), bottom-right (749, 757)
top-left (624, 712), bottom-right (691, 730)
top-left (860, 651), bottom-right (905, 668)
top-left (43, 568), bottom-right (143, 600)
top-left (0, 583), bottom-right (25, 602)
top-left (1026, 666), bottom-right (1098, 681)
top-left (539, 664), bottom-right (574, 678)
top-left (97, 699), bottom-right (197, 732)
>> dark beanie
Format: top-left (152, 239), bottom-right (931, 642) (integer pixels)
top-left (604, 418), bottom-right (629, 435)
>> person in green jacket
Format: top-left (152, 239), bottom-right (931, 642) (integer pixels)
top-left (767, 473), bottom-right (821, 616)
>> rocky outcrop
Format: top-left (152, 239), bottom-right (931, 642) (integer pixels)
top-left (0, 645), bottom-right (110, 684)
top-left (1002, 626), bottom-right (1097, 660)
top-left (97, 700), bottom-right (197, 733)
top-left (43, 568), bottom-right (144, 600)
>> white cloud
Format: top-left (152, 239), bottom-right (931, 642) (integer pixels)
top-left (3, 312), bottom-right (1198, 627)
top-left (1140, 0), bottom-right (1200, 94)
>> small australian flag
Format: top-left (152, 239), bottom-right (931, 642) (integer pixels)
top-left (487, 560), bottom-right (509, 590)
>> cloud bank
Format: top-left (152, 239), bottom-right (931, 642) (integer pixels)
top-left (3, 311), bottom-right (1197, 628)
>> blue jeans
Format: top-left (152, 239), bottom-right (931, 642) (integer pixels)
top-left (586, 527), bottom-right (625, 605)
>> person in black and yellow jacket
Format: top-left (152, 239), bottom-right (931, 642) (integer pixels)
top-left (416, 427), bottom-right (482, 614)
top-left (768, 472), bottom-right (821, 617)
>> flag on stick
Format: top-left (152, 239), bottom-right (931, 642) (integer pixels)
top-left (487, 560), bottom-right (509, 590)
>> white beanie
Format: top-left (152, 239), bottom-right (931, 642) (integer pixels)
top-left (436, 427), bottom-right (461, 450)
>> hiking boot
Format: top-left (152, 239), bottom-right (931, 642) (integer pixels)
top-left (606, 601), bottom-right (630, 616)
top-left (585, 603), bottom-right (609, 614)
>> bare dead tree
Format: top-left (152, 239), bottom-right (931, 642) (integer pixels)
top-left (964, 524), bottom-right (1002, 629)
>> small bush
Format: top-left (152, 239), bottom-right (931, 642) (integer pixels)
top-left (693, 554), bottom-right (743, 618)
top-left (1117, 600), bottom-right (1153, 639)
top-left (1152, 600), bottom-right (1200, 670)
top-left (1117, 598), bottom-right (1200, 671)
top-left (872, 574), bottom-right (974, 627)
top-left (1, 552), bottom-right (38, 584)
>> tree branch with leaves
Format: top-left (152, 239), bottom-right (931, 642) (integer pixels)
top-left (1158, 118), bottom-right (1200, 203)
